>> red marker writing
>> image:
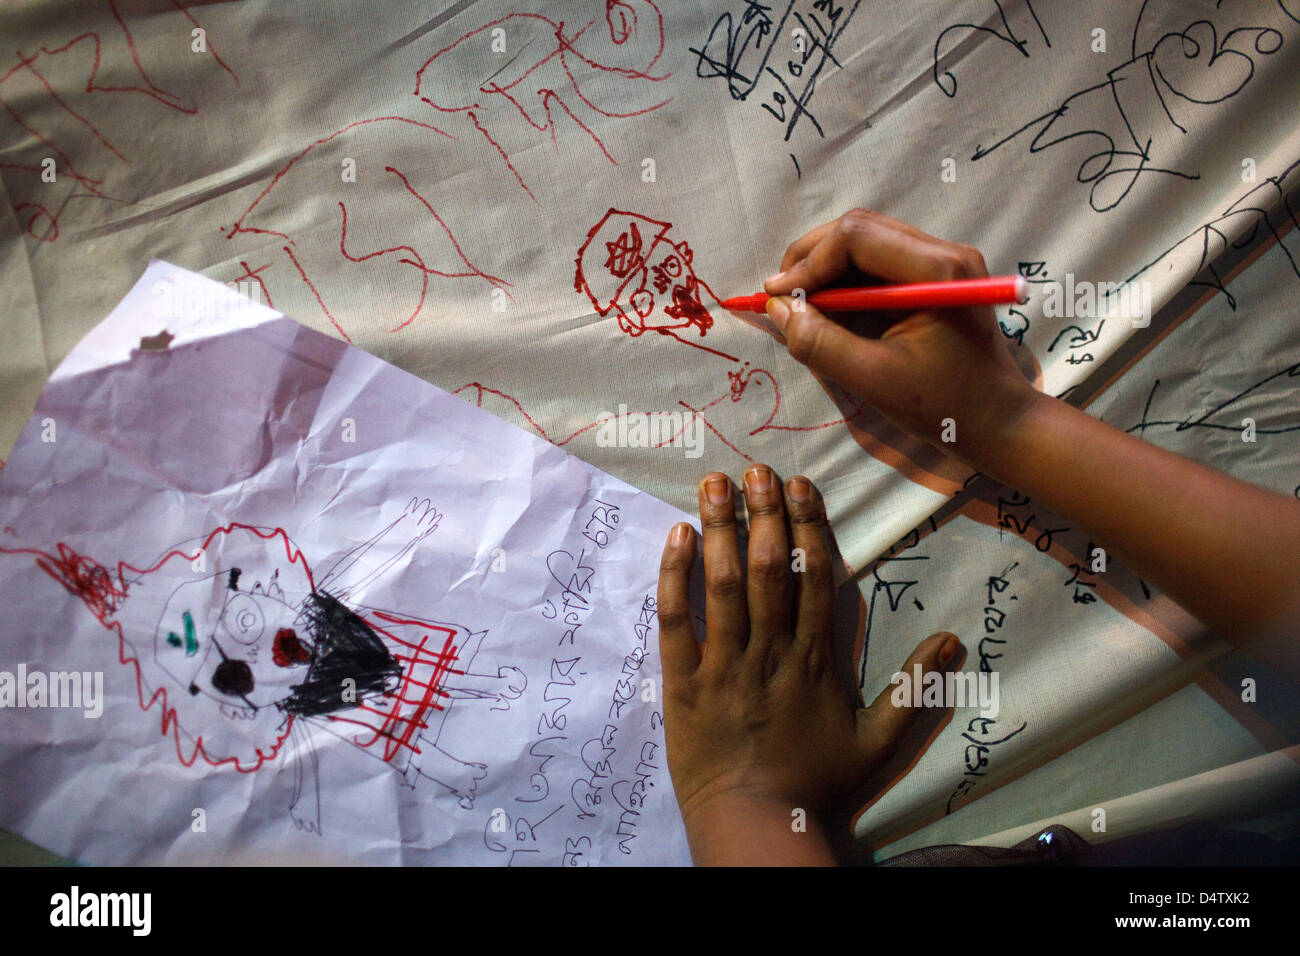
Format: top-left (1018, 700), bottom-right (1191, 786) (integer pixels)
top-left (721, 275), bottom-right (1027, 313)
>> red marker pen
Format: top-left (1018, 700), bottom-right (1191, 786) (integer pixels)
top-left (722, 275), bottom-right (1027, 313)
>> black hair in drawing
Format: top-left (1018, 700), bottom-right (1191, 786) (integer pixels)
top-left (278, 592), bottom-right (402, 717)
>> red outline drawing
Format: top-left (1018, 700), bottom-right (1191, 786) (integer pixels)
top-left (1, 0), bottom-right (238, 241)
top-left (413, 2), bottom-right (671, 202)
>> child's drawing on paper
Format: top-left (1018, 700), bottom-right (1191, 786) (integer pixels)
top-left (2, 496), bottom-right (525, 835)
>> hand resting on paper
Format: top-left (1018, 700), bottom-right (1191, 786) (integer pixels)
top-left (656, 466), bottom-right (961, 865)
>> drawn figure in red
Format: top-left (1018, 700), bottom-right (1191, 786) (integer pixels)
top-left (575, 209), bottom-right (737, 361)
top-left (2, 497), bottom-right (524, 835)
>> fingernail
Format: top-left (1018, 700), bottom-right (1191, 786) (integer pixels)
top-left (704, 477), bottom-right (730, 505)
top-left (744, 465), bottom-right (771, 493)
top-left (766, 296), bottom-right (790, 330)
top-left (938, 635), bottom-right (962, 670)
top-left (765, 271), bottom-right (785, 288)
top-left (787, 477), bottom-right (810, 502)
top-left (670, 522), bottom-right (691, 547)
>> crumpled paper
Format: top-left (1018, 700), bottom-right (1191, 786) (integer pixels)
top-left (0, 262), bottom-right (692, 865)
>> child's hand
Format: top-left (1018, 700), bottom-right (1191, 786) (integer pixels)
top-left (657, 464), bottom-right (962, 865)
top-left (762, 208), bottom-right (1034, 467)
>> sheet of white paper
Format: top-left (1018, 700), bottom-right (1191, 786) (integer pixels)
top-left (0, 261), bottom-right (694, 866)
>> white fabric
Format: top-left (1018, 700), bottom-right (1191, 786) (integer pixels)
top-left (1, 0), bottom-right (1297, 862)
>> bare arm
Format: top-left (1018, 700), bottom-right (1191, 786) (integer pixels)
top-left (972, 391), bottom-right (1300, 643)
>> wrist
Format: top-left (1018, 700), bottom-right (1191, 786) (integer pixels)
top-left (955, 381), bottom-right (1046, 476)
top-left (679, 782), bottom-right (836, 866)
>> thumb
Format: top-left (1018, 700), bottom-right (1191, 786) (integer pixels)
top-left (765, 295), bottom-right (898, 399)
top-left (853, 631), bottom-right (963, 771)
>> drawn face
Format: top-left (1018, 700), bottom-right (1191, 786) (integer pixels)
top-left (575, 210), bottom-right (713, 339)
top-left (638, 240), bottom-right (711, 333)
top-left (155, 571), bottom-right (312, 715)
top-left (49, 522), bottom-right (418, 772)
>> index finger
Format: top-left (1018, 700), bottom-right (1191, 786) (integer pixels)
top-left (766, 210), bottom-right (986, 296)
top-left (657, 522), bottom-right (701, 684)
top-left (772, 210), bottom-right (940, 278)
top-left (775, 220), bottom-right (836, 275)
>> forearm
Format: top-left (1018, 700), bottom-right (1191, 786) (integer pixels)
top-left (967, 390), bottom-right (1300, 643)
top-left (682, 791), bottom-right (837, 866)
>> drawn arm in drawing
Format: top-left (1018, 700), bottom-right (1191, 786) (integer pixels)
top-left (314, 495), bottom-right (444, 605)
top-left (441, 665), bottom-right (527, 710)
top-left (287, 716), bottom-right (322, 834)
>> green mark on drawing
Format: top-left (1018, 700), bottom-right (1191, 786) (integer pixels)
top-left (183, 611), bottom-right (198, 656)
top-left (167, 611), bottom-right (199, 656)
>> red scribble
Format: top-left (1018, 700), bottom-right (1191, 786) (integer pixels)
top-left (272, 628), bottom-right (309, 667)
top-left (467, 108), bottom-right (536, 202)
top-left (335, 611), bottom-right (463, 763)
top-left (164, 0), bottom-right (239, 87)
top-left (231, 260), bottom-right (275, 310)
top-left (225, 119), bottom-right (513, 340)
top-left (677, 398), bottom-right (754, 463)
top-left (452, 376), bottom-right (781, 463)
top-left (224, 116), bottom-right (455, 245)
top-left (606, 0), bottom-right (638, 46)
top-left (454, 382), bottom-right (554, 442)
top-left (283, 243), bottom-right (350, 341)
top-left (14, 202), bottom-right (59, 242)
top-left (0, 523), bottom-right (308, 773)
top-left (384, 166), bottom-right (513, 296)
top-left (452, 361), bottom-right (877, 466)
top-left (0, 95), bottom-right (109, 199)
top-left (0, 0), bottom-right (239, 238)
top-left (575, 208), bottom-right (737, 361)
top-left (413, 4), bottom-right (670, 198)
